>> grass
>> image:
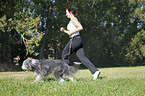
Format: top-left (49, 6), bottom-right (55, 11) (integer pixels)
top-left (0, 66), bottom-right (145, 96)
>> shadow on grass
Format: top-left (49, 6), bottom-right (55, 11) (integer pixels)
top-left (98, 76), bottom-right (107, 79)
top-left (45, 78), bottom-right (56, 82)
top-left (37, 76), bottom-right (107, 82)
top-left (28, 76), bottom-right (108, 83)
top-left (75, 76), bottom-right (107, 81)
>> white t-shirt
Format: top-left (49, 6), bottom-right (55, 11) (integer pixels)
top-left (67, 21), bottom-right (80, 38)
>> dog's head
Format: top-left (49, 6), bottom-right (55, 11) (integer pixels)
top-left (22, 58), bottom-right (38, 70)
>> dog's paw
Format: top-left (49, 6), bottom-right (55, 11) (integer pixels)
top-left (59, 78), bottom-right (64, 83)
top-left (33, 80), bottom-right (44, 83)
top-left (72, 79), bottom-right (76, 82)
top-left (40, 80), bottom-right (44, 82)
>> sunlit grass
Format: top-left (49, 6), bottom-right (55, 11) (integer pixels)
top-left (0, 66), bottom-right (145, 96)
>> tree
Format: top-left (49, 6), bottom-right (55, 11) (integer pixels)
top-left (0, 0), bottom-right (145, 71)
top-left (0, 0), bottom-right (42, 69)
top-left (125, 0), bottom-right (145, 65)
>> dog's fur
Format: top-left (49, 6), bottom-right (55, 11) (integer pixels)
top-left (22, 58), bottom-right (80, 82)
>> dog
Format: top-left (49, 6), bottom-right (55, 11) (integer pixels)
top-left (22, 58), bottom-right (81, 82)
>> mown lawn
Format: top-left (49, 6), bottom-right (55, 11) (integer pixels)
top-left (0, 66), bottom-right (145, 96)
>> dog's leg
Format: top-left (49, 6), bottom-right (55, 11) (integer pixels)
top-left (34, 74), bottom-right (44, 82)
top-left (63, 67), bottom-right (76, 82)
top-left (34, 72), bottom-right (38, 76)
top-left (63, 74), bottom-right (76, 82)
top-left (52, 71), bottom-right (64, 83)
top-left (59, 78), bottom-right (64, 83)
top-left (67, 75), bottom-right (76, 82)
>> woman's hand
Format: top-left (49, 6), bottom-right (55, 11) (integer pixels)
top-left (64, 30), bottom-right (71, 35)
top-left (60, 27), bottom-right (71, 35)
top-left (60, 27), bottom-right (65, 32)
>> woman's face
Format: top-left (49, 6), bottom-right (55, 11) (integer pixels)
top-left (66, 9), bottom-right (70, 18)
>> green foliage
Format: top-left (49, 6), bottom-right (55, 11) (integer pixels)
top-left (0, 15), bottom-right (7, 31)
top-left (0, 10), bottom-right (43, 54)
top-left (14, 11), bottom-right (43, 54)
top-left (125, 1), bottom-right (145, 64)
top-left (0, 0), bottom-right (145, 67)
top-left (126, 30), bottom-right (145, 64)
top-left (0, 66), bottom-right (145, 96)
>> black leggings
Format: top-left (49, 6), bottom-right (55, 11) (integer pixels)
top-left (62, 36), bottom-right (98, 74)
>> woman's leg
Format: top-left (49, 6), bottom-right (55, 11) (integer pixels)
top-left (62, 36), bottom-right (100, 79)
top-left (62, 36), bottom-right (82, 64)
top-left (62, 36), bottom-right (99, 74)
top-left (70, 36), bottom-right (99, 74)
top-left (76, 48), bottom-right (98, 74)
top-left (62, 41), bottom-right (71, 64)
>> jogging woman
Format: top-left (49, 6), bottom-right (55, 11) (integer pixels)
top-left (60, 7), bottom-right (100, 80)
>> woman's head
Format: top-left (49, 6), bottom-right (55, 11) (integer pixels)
top-left (66, 7), bottom-right (77, 18)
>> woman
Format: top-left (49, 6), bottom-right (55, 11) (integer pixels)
top-left (60, 7), bottom-right (100, 80)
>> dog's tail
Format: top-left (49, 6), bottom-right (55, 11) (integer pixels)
top-left (69, 62), bottom-right (82, 73)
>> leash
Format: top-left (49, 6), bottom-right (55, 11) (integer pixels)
top-left (64, 35), bottom-right (80, 60)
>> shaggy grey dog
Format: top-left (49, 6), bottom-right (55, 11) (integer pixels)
top-left (22, 58), bottom-right (81, 82)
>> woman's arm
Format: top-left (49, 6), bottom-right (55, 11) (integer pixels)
top-left (63, 17), bottom-right (83, 35)
top-left (70, 17), bottom-right (83, 34)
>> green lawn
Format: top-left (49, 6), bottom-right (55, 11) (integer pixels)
top-left (0, 66), bottom-right (145, 96)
